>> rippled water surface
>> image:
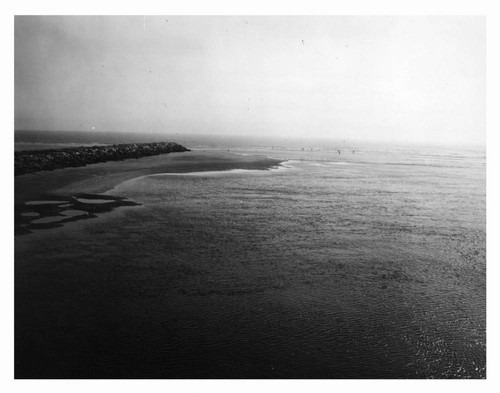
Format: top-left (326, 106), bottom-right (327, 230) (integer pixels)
top-left (15, 144), bottom-right (486, 378)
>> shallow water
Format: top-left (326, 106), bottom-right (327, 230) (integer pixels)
top-left (15, 143), bottom-right (486, 378)
top-left (21, 212), bottom-right (40, 217)
top-left (75, 198), bottom-right (116, 204)
top-left (30, 210), bottom-right (88, 224)
top-left (26, 200), bottom-right (65, 206)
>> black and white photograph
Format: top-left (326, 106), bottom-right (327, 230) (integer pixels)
top-left (9, 5), bottom-right (492, 384)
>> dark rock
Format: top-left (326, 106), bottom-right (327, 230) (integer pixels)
top-left (14, 142), bottom-right (190, 176)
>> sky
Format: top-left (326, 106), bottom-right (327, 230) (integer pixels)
top-left (14, 16), bottom-right (485, 145)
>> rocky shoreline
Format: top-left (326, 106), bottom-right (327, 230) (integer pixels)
top-left (15, 142), bottom-right (190, 176)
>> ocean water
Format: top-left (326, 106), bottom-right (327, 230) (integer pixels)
top-left (15, 137), bottom-right (486, 378)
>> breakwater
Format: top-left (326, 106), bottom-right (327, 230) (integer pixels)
top-left (15, 142), bottom-right (190, 176)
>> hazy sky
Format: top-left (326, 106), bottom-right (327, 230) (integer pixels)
top-left (15, 16), bottom-right (485, 145)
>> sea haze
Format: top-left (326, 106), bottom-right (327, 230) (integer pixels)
top-left (15, 132), bottom-right (486, 378)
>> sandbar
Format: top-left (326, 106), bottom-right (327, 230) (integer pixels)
top-left (15, 150), bottom-right (283, 204)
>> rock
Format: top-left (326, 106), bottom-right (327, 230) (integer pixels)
top-left (15, 142), bottom-right (190, 176)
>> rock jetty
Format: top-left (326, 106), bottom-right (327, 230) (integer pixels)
top-left (15, 142), bottom-right (190, 176)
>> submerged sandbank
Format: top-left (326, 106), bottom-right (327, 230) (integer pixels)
top-left (15, 150), bottom-right (283, 234)
top-left (15, 150), bottom-right (282, 202)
